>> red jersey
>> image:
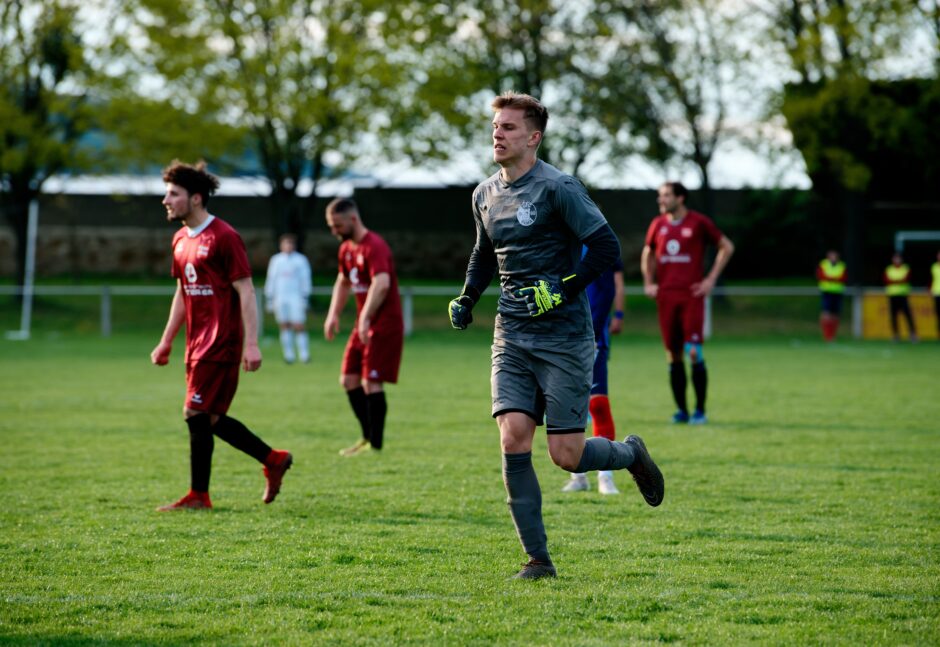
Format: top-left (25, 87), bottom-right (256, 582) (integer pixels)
top-left (645, 210), bottom-right (724, 293)
top-left (338, 231), bottom-right (403, 333)
top-left (170, 216), bottom-right (253, 362)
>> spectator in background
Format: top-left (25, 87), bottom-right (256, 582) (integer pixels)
top-left (816, 250), bottom-right (846, 342)
top-left (264, 233), bottom-right (313, 364)
top-left (884, 252), bottom-right (917, 343)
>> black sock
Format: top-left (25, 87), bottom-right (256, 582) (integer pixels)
top-left (346, 387), bottom-right (371, 442)
top-left (669, 361), bottom-right (688, 413)
top-left (503, 452), bottom-right (551, 565)
top-left (366, 392), bottom-right (387, 450)
top-left (574, 436), bottom-right (637, 472)
top-left (212, 415), bottom-right (272, 464)
top-left (692, 361), bottom-right (707, 413)
top-left (186, 413), bottom-right (213, 492)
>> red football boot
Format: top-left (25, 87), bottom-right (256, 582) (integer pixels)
top-left (157, 490), bottom-right (212, 511)
top-left (263, 450), bottom-right (293, 504)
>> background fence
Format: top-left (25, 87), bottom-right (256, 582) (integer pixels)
top-left (5, 284), bottom-right (931, 341)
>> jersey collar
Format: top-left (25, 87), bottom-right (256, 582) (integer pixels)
top-left (186, 214), bottom-right (215, 238)
top-left (499, 159), bottom-right (541, 188)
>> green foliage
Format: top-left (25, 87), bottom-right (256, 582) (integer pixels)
top-left (766, 0), bottom-right (927, 83)
top-left (0, 1), bottom-right (89, 186)
top-left (0, 334), bottom-right (938, 644)
top-left (124, 0), bottom-right (438, 237)
top-left (783, 77), bottom-right (940, 196)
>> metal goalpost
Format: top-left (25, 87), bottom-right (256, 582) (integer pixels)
top-left (5, 199), bottom-right (38, 341)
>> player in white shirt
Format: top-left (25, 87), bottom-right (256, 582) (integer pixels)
top-left (264, 234), bottom-right (313, 363)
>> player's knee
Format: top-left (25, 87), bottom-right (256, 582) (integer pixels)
top-left (501, 434), bottom-right (530, 454)
top-left (547, 433), bottom-right (585, 471)
top-left (550, 450), bottom-right (580, 472)
top-left (684, 342), bottom-right (703, 363)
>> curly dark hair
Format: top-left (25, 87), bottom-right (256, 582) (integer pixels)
top-left (162, 160), bottom-right (220, 206)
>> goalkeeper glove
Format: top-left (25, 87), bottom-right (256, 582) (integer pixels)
top-left (449, 295), bottom-right (475, 330)
top-left (515, 278), bottom-right (570, 317)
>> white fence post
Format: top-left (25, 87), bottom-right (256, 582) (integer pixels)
top-left (704, 295), bottom-right (712, 340)
top-left (100, 286), bottom-right (112, 337)
top-left (402, 286), bottom-right (413, 337)
top-left (852, 289), bottom-right (863, 339)
top-left (5, 200), bottom-right (38, 340)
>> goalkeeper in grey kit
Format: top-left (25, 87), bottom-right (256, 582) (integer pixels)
top-left (449, 92), bottom-right (665, 580)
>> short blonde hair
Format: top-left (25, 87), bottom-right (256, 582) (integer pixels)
top-left (491, 92), bottom-right (548, 134)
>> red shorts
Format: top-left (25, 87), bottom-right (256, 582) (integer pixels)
top-left (342, 327), bottom-right (403, 384)
top-left (185, 361), bottom-right (240, 414)
top-left (656, 292), bottom-right (705, 352)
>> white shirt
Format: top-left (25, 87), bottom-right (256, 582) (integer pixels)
top-left (264, 251), bottom-right (312, 304)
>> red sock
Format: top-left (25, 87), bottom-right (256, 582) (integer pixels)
top-left (589, 395), bottom-right (616, 440)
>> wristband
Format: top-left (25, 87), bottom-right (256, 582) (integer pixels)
top-left (614, 310), bottom-right (624, 320)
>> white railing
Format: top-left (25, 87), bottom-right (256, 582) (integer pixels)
top-left (2, 283), bottom-right (885, 339)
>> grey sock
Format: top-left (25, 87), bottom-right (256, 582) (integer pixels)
top-left (502, 452), bottom-right (551, 564)
top-left (574, 436), bottom-right (637, 473)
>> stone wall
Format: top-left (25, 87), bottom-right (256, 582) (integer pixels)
top-left (0, 187), bottom-right (660, 280)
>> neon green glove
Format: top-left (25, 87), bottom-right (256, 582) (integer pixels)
top-left (515, 279), bottom-right (569, 317)
top-left (448, 295), bottom-right (475, 329)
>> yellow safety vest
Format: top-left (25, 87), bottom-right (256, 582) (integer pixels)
top-left (932, 262), bottom-right (940, 296)
top-left (885, 264), bottom-right (911, 296)
top-left (818, 260), bottom-right (846, 293)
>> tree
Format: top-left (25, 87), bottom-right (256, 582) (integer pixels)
top-left (127, 0), bottom-right (431, 246)
top-left (755, 0), bottom-right (939, 280)
top-left (407, 0), bottom-right (665, 183)
top-left (590, 0), bottom-right (764, 212)
top-left (0, 0), bottom-right (90, 287)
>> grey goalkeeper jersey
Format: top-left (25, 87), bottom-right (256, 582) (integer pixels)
top-left (471, 160), bottom-right (608, 339)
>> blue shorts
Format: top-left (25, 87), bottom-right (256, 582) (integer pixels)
top-left (820, 292), bottom-right (843, 315)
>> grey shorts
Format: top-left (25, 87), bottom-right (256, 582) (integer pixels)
top-left (491, 335), bottom-right (594, 432)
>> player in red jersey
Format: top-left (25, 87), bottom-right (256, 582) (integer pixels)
top-left (324, 198), bottom-right (404, 456)
top-left (641, 182), bottom-right (734, 425)
top-left (151, 161), bottom-right (292, 510)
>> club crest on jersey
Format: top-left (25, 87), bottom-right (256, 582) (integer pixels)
top-left (681, 227), bottom-right (693, 238)
top-left (516, 202), bottom-right (537, 226)
top-left (197, 244), bottom-right (210, 258)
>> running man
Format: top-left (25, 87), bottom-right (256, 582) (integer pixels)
top-left (449, 92), bottom-right (664, 580)
top-left (641, 181), bottom-right (734, 425)
top-left (151, 160), bottom-right (292, 511)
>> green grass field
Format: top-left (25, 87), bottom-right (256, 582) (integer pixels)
top-left (1, 328), bottom-right (938, 645)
